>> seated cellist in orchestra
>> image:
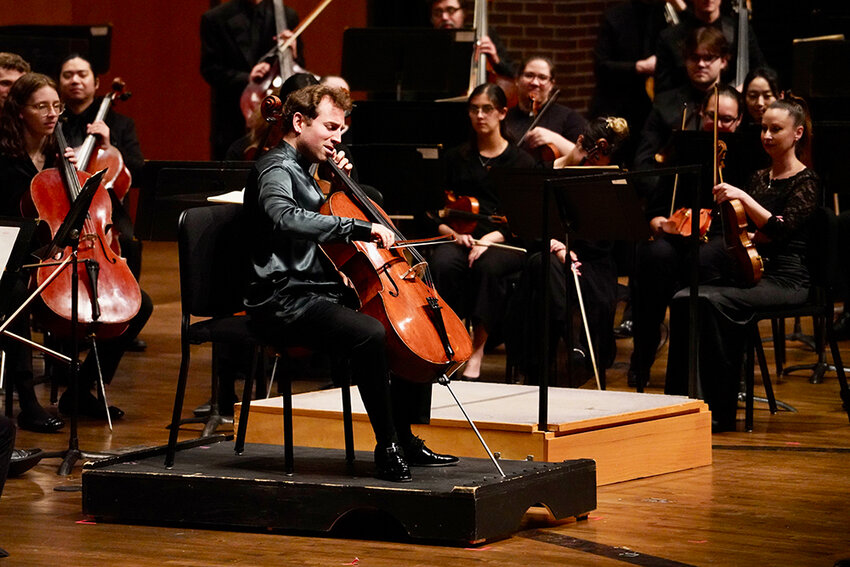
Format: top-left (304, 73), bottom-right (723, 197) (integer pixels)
top-left (0, 72), bottom-right (151, 425)
top-left (628, 84), bottom-right (743, 390)
top-left (505, 56), bottom-right (587, 163)
top-left (665, 97), bottom-right (819, 432)
top-left (243, 84), bottom-right (458, 483)
top-left (428, 83), bottom-right (534, 381)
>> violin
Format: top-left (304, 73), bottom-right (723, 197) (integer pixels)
top-left (433, 191), bottom-right (507, 235)
top-left (263, 95), bottom-right (473, 382)
top-left (239, 0), bottom-right (335, 124)
top-left (517, 89), bottom-right (562, 162)
top-left (75, 78), bottom-right (133, 201)
top-left (712, 85), bottom-right (763, 285)
top-left (29, 123), bottom-right (142, 339)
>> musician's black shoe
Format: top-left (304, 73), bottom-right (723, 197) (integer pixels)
top-left (9, 448), bottom-right (44, 477)
top-left (402, 436), bottom-right (459, 467)
top-left (374, 443), bottom-right (412, 482)
top-left (59, 392), bottom-right (124, 421)
top-left (16, 410), bottom-right (64, 433)
top-left (627, 370), bottom-right (650, 389)
top-left (613, 319), bottom-right (633, 339)
top-left (125, 338), bottom-right (147, 352)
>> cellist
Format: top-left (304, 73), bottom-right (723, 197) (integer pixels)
top-left (665, 97), bottom-right (819, 432)
top-left (243, 84), bottom-right (458, 483)
top-left (0, 73), bottom-right (152, 426)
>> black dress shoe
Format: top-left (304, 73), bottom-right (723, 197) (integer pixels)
top-left (374, 443), bottom-right (412, 482)
top-left (125, 338), bottom-right (147, 352)
top-left (59, 392), bottom-right (124, 421)
top-left (17, 411), bottom-right (65, 433)
top-left (402, 436), bottom-right (459, 467)
top-left (613, 319), bottom-right (633, 338)
top-left (627, 370), bottom-right (650, 389)
top-left (8, 448), bottom-right (44, 477)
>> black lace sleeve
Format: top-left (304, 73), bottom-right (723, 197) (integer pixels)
top-left (749, 168), bottom-right (820, 244)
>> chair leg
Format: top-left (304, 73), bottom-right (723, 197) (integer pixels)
top-left (165, 337), bottom-right (192, 468)
top-left (753, 329), bottom-right (778, 414)
top-left (770, 318), bottom-right (784, 378)
top-left (234, 346), bottom-right (259, 455)
top-left (826, 323), bottom-right (850, 423)
top-left (341, 384), bottom-right (355, 464)
top-left (745, 329), bottom-right (755, 432)
top-left (282, 372), bottom-right (294, 474)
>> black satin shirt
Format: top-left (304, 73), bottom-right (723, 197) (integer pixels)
top-left (243, 142), bottom-right (372, 321)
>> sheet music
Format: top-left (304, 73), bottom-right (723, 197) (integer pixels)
top-left (0, 225), bottom-right (21, 285)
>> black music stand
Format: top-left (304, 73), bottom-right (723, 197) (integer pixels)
top-left (341, 28), bottom-right (473, 100)
top-left (0, 170), bottom-right (111, 476)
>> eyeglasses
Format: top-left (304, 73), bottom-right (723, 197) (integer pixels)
top-left (702, 111), bottom-right (738, 125)
top-left (687, 53), bottom-right (720, 65)
top-left (468, 103), bottom-right (497, 115)
top-left (520, 71), bottom-right (552, 83)
top-left (431, 6), bottom-right (460, 18)
top-left (25, 101), bottom-right (64, 116)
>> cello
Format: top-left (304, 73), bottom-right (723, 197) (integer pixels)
top-left (29, 123), bottom-right (142, 339)
top-left (261, 96), bottom-right (473, 382)
top-left (75, 78), bottom-right (133, 201)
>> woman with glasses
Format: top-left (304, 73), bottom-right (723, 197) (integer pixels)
top-left (505, 56), bottom-right (587, 163)
top-left (428, 83), bottom-right (534, 380)
top-left (0, 73), bottom-right (69, 432)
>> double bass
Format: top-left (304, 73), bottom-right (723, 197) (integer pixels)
top-left (260, 96), bottom-right (473, 382)
top-left (29, 123), bottom-right (142, 339)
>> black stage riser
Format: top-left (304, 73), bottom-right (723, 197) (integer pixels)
top-left (82, 439), bottom-right (596, 544)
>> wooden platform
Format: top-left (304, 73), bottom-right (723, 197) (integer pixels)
top-left (235, 382), bottom-right (712, 485)
top-left (81, 436), bottom-right (597, 544)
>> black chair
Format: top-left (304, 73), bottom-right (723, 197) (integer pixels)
top-left (743, 207), bottom-right (850, 431)
top-left (165, 204), bottom-right (354, 473)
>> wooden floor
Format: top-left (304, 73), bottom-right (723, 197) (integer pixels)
top-left (3, 240), bottom-right (850, 566)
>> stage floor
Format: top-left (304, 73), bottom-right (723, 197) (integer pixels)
top-left (82, 437), bottom-right (597, 544)
top-left (237, 382), bottom-right (712, 485)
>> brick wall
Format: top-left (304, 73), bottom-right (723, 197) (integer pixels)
top-left (489, 0), bottom-right (622, 115)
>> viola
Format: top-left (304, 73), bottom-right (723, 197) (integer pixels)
top-left (29, 123), bottom-right (142, 339)
top-left (433, 191), bottom-right (507, 235)
top-left (76, 78), bottom-right (133, 202)
top-left (666, 207), bottom-right (712, 239)
top-left (711, 87), bottom-right (764, 285)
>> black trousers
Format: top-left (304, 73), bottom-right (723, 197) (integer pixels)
top-left (0, 416), bottom-right (14, 498)
top-left (251, 297), bottom-right (431, 447)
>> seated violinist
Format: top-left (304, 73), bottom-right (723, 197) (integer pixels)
top-left (243, 84), bottom-right (458, 482)
top-left (428, 83), bottom-right (534, 380)
top-left (505, 56), bottom-right (587, 164)
top-left (506, 117), bottom-right (630, 386)
top-left (665, 97), bottom-right (819, 431)
top-left (628, 84), bottom-right (743, 390)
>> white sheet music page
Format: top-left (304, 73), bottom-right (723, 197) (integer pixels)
top-left (0, 226), bottom-right (21, 285)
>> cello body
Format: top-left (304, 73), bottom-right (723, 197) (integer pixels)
top-left (320, 191), bottom-right (473, 383)
top-left (29, 132), bottom-right (141, 339)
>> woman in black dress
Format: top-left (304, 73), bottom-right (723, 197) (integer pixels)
top-left (429, 83), bottom-right (534, 379)
top-left (665, 98), bottom-right (819, 431)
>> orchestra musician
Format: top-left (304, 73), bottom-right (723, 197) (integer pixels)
top-left (506, 117), bottom-right (630, 386)
top-left (628, 84), bottom-right (743, 389)
top-left (428, 0), bottom-right (518, 79)
top-left (243, 84), bottom-right (458, 482)
top-left (665, 97), bottom-right (819, 431)
top-left (505, 56), bottom-right (587, 163)
top-left (0, 52), bottom-right (30, 109)
top-left (0, 73), bottom-right (151, 424)
top-left (654, 0), bottom-right (765, 94)
top-left (428, 83), bottom-right (534, 381)
top-left (200, 0), bottom-right (303, 160)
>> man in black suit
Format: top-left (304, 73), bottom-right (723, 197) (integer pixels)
top-left (201, 0), bottom-right (303, 160)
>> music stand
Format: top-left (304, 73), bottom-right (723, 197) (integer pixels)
top-left (341, 28), bottom-right (474, 100)
top-left (0, 169), bottom-right (111, 476)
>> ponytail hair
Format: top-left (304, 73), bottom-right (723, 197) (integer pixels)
top-left (769, 93), bottom-right (812, 166)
